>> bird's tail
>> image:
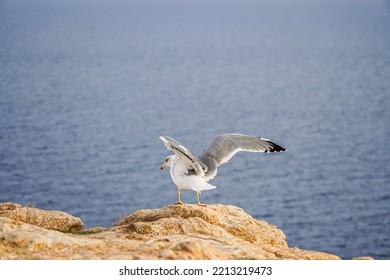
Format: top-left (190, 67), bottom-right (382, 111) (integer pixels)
top-left (201, 182), bottom-right (217, 191)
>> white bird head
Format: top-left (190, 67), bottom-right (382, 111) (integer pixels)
top-left (160, 155), bottom-right (174, 170)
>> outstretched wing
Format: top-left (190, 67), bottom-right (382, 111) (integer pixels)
top-left (199, 133), bottom-right (286, 180)
top-left (159, 135), bottom-right (207, 176)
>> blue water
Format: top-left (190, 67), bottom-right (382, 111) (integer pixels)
top-left (1, 0), bottom-right (389, 259)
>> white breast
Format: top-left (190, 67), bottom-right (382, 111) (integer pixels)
top-left (170, 159), bottom-right (192, 190)
top-left (169, 156), bottom-right (217, 192)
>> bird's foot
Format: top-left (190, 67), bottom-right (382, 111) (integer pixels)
top-left (196, 202), bottom-right (207, 207)
top-left (175, 201), bottom-right (184, 205)
top-left (195, 192), bottom-right (206, 206)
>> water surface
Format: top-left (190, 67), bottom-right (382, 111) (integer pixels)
top-left (0, 0), bottom-right (389, 259)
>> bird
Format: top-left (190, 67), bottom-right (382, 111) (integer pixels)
top-left (159, 133), bottom-right (286, 206)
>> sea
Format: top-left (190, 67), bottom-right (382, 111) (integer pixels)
top-left (0, 0), bottom-right (389, 260)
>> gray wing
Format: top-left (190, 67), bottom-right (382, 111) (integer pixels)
top-left (159, 136), bottom-right (207, 176)
top-left (198, 134), bottom-right (286, 180)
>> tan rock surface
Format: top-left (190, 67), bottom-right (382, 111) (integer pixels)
top-left (116, 204), bottom-right (287, 247)
top-left (0, 202), bottom-right (341, 260)
top-left (352, 256), bottom-right (375, 260)
top-left (0, 202), bottom-right (84, 232)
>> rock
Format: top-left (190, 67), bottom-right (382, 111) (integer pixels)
top-left (352, 256), bottom-right (375, 260)
top-left (0, 218), bottom-right (103, 260)
top-left (116, 204), bottom-right (287, 248)
top-left (0, 203), bottom-right (341, 260)
top-left (0, 202), bottom-right (22, 211)
top-left (0, 202), bottom-right (84, 232)
top-left (80, 227), bottom-right (107, 234)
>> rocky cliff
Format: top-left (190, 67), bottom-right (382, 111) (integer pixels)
top-left (0, 202), bottom-right (341, 260)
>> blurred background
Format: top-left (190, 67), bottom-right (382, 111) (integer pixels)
top-left (0, 0), bottom-right (389, 259)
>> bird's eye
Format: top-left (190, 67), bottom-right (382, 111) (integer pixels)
top-left (165, 158), bottom-right (168, 162)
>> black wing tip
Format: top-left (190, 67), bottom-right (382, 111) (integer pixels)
top-left (264, 140), bottom-right (287, 153)
top-left (272, 145), bottom-right (287, 152)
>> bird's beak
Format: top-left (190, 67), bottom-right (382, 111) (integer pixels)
top-left (160, 163), bottom-right (167, 170)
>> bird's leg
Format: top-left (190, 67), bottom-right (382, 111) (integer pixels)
top-left (175, 189), bottom-right (184, 205)
top-left (196, 191), bottom-right (207, 206)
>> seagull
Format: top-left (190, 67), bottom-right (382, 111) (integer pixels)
top-left (160, 133), bottom-right (286, 206)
